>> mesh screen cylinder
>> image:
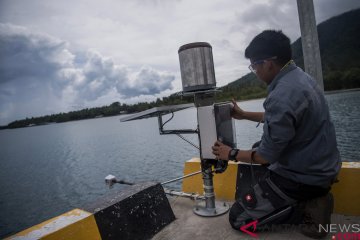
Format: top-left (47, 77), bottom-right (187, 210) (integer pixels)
top-left (178, 42), bottom-right (216, 92)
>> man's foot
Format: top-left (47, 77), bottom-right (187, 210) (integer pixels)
top-left (300, 193), bottom-right (334, 239)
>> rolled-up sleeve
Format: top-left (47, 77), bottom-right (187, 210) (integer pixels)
top-left (257, 99), bottom-right (296, 163)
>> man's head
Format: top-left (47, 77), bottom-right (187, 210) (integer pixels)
top-left (245, 30), bottom-right (292, 84)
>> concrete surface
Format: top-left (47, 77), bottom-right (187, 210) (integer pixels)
top-left (153, 196), bottom-right (360, 240)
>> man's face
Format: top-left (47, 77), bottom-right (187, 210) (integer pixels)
top-left (249, 58), bottom-right (276, 84)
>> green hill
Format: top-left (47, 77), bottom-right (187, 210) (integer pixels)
top-left (225, 8), bottom-right (360, 93)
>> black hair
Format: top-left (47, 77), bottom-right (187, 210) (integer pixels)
top-left (244, 30), bottom-right (292, 65)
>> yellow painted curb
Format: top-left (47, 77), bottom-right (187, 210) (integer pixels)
top-left (182, 159), bottom-right (360, 216)
top-left (332, 162), bottom-right (360, 216)
top-left (182, 158), bottom-right (238, 201)
top-left (6, 209), bottom-right (101, 240)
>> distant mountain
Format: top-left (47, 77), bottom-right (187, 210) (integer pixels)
top-left (225, 8), bottom-right (360, 91)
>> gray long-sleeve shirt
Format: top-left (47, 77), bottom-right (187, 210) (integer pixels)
top-left (257, 63), bottom-right (341, 187)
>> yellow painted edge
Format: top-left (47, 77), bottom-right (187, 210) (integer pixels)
top-left (182, 158), bottom-right (203, 195)
top-left (182, 158), bottom-right (239, 200)
top-left (331, 167), bottom-right (360, 216)
top-left (341, 161), bottom-right (360, 168)
top-left (182, 159), bottom-right (360, 216)
top-left (42, 214), bottom-right (101, 240)
top-left (187, 157), bottom-right (202, 162)
top-left (6, 209), bottom-right (101, 240)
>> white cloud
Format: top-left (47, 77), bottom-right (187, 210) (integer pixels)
top-left (0, 23), bottom-right (175, 124)
top-left (117, 66), bottom-right (174, 98)
top-left (0, 0), bottom-right (359, 124)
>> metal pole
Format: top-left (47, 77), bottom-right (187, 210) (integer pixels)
top-left (163, 188), bottom-right (205, 200)
top-left (161, 170), bottom-right (202, 185)
top-left (191, 100), bottom-right (229, 217)
top-left (296, 0), bottom-right (324, 91)
top-left (202, 164), bottom-right (216, 209)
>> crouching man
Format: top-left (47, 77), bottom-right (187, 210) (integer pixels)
top-left (212, 30), bottom-right (341, 239)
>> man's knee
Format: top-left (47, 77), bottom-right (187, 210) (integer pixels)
top-left (229, 179), bottom-right (297, 230)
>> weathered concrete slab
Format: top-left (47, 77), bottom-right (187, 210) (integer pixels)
top-left (153, 196), bottom-right (360, 240)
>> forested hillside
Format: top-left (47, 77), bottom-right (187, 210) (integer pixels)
top-left (227, 8), bottom-right (360, 94)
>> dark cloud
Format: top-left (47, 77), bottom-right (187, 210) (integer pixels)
top-left (0, 24), bottom-right (70, 83)
top-left (75, 51), bottom-right (127, 101)
top-left (0, 23), bottom-right (73, 123)
top-left (231, 1), bottom-right (299, 43)
top-left (230, 0), bottom-right (360, 44)
top-left (0, 23), bottom-right (175, 124)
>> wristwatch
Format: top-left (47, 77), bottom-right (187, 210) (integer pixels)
top-left (228, 148), bottom-right (239, 161)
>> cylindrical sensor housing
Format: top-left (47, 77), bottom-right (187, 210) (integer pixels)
top-left (178, 42), bottom-right (216, 92)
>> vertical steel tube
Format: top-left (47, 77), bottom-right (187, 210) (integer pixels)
top-left (296, 0), bottom-right (324, 91)
top-left (201, 162), bottom-right (216, 209)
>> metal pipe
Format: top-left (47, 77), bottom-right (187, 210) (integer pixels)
top-left (163, 188), bottom-right (205, 200)
top-left (116, 180), bottom-right (134, 185)
top-left (157, 113), bottom-right (198, 135)
top-left (161, 170), bottom-right (203, 185)
top-left (157, 113), bottom-right (164, 134)
top-left (202, 166), bottom-right (216, 209)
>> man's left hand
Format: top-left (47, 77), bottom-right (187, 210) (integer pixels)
top-left (212, 141), bottom-right (232, 160)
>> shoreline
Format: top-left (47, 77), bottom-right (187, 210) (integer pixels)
top-left (325, 87), bottom-right (360, 95)
top-left (2, 88), bottom-right (359, 130)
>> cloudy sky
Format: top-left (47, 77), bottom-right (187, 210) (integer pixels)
top-left (0, 0), bottom-right (359, 125)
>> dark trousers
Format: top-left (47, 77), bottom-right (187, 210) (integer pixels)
top-left (229, 169), bottom-right (330, 230)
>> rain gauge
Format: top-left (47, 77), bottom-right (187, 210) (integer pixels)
top-left (120, 42), bottom-right (236, 217)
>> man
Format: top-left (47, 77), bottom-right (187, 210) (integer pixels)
top-left (212, 30), bottom-right (341, 238)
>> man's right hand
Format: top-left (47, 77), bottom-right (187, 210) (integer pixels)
top-left (231, 98), bottom-right (265, 123)
top-left (231, 99), bottom-right (246, 120)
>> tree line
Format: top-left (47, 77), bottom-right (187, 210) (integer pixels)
top-left (2, 84), bottom-right (267, 129)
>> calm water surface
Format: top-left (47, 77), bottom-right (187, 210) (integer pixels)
top-left (0, 90), bottom-right (359, 237)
